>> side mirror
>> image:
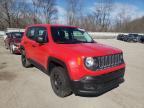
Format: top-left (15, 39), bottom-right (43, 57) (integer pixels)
top-left (35, 36), bottom-right (45, 44)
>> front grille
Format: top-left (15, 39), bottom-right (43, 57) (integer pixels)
top-left (94, 53), bottom-right (124, 70)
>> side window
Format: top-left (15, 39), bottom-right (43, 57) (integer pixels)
top-left (36, 27), bottom-right (48, 42)
top-left (64, 31), bottom-right (69, 39)
top-left (73, 30), bottom-right (86, 41)
top-left (26, 27), bottom-right (36, 40)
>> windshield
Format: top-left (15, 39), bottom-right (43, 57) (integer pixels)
top-left (12, 32), bottom-right (24, 38)
top-left (51, 27), bottom-right (94, 44)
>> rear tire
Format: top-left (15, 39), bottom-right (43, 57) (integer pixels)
top-left (50, 67), bottom-right (72, 97)
top-left (21, 49), bottom-right (31, 68)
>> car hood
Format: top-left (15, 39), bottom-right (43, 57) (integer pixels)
top-left (57, 43), bottom-right (122, 57)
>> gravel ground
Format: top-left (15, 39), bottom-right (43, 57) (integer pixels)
top-left (0, 38), bottom-right (144, 108)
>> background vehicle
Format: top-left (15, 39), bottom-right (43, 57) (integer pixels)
top-left (124, 35), bottom-right (135, 42)
top-left (117, 34), bottom-right (127, 41)
top-left (117, 34), bottom-right (123, 40)
top-left (124, 34), bottom-right (140, 42)
top-left (139, 35), bottom-right (144, 43)
top-left (4, 32), bottom-right (24, 54)
top-left (20, 24), bottom-right (125, 97)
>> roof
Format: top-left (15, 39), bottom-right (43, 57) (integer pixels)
top-left (27, 24), bottom-right (78, 28)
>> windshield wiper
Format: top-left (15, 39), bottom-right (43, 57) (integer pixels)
top-left (78, 41), bottom-right (95, 43)
top-left (56, 40), bottom-right (95, 44)
top-left (56, 41), bottom-right (78, 44)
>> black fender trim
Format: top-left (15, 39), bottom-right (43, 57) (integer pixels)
top-left (47, 57), bottom-right (67, 74)
top-left (29, 59), bottom-right (48, 74)
top-left (47, 57), bottom-right (74, 91)
top-left (47, 57), bottom-right (71, 80)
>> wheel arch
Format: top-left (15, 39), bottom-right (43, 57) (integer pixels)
top-left (47, 57), bottom-right (71, 80)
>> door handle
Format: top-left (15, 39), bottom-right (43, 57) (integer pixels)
top-left (32, 45), bottom-right (36, 47)
top-left (24, 41), bottom-right (27, 44)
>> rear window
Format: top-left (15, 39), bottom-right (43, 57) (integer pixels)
top-left (12, 32), bottom-right (24, 38)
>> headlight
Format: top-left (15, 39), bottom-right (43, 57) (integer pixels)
top-left (85, 57), bottom-right (94, 69)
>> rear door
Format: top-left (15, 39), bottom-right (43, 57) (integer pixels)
top-left (24, 27), bottom-right (37, 59)
top-left (30, 27), bottom-right (49, 68)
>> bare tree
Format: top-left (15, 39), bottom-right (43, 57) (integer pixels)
top-left (0, 0), bottom-right (143, 33)
top-left (114, 6), bottom-right (132, 32)
top-left (34, 0), bottom-right (58, 24)
top-left (0, 0), bottom-right (34, 28)
top-left (78, 0), bottom-right (114, 32)
top-left (0, 0), bottom-right (15, 27)
top-left (92, 0), bottom-right (114, 31)
top-left (65, 0), bottom-right (83, 26)
top-left (32, 0), bottom-right (40, 24)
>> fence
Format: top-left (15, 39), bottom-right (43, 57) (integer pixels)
top-left (0, 28), bottom-right (25, 38)
top-left (88, 32), bottom-right (124, 39)
top-left (88, 32), bottom-right (144, 39)
top-left (6, 28), bottom-right (25, 33)
top-left (0, 31), bottom-right (5, 37)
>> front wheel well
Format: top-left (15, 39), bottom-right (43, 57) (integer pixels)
top-left (47, 57), bottom-right (69, 77)
top-left (48, 61), bottom-right (65, 75)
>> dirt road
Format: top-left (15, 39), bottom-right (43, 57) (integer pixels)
top-left (0, 38), bottom-right (144, 108)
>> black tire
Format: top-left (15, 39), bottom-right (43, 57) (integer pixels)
top-left (10, 44), bottom-right (14, 54)
top-left (50, 67), bottom-right (72, 97)
top-left (21, 49), bottom-right (31, 68)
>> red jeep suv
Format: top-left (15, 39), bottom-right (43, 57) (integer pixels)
top-left (20, 24), bottom-right (125, 97)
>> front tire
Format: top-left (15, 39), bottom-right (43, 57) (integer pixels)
top-left (21, 49), bottom-right (31, 68)
top-left (50, 67), bottom-right (72, 97)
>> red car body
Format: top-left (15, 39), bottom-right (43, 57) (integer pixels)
top-left (20, 24), bottom-right (125, 97)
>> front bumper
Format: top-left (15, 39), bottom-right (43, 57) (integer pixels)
top-left (71, 68), bottom-right (125, 96)
top-left (13, 45), bottom-right (21, 54)
top-left (14, 48), bottom-right (21, 54)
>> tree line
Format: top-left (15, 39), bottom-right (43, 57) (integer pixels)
top-left (0, 0), bottom-right (144, 33)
